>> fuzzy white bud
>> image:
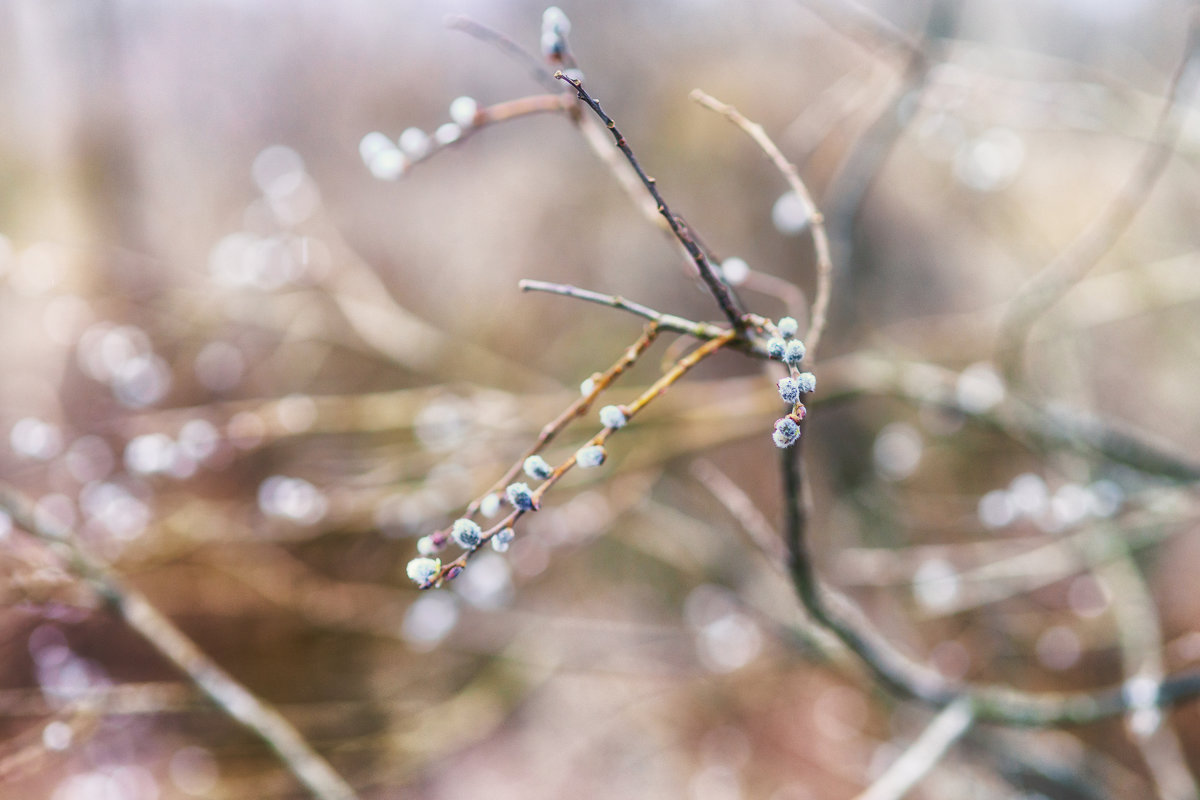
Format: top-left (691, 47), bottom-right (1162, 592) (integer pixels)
top-left (449, 96), bottom-right (479, 128)
top-left (599, 405), bottom-right (627, 429)
top-left (406, 557), bottom-right (441, 585)
top-left (451, 518), bottom-right (482, 549)
top-left (576, 444), bottom-right (606, 468)
top-left (524, 454), bottom-right (553, 480)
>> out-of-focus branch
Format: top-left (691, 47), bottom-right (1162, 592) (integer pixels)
top-left (689, 89), bottom-right (834, 359)
top-left (854, 698), bottom-right (974, 800)
top-left (1089, 527), bottom-right (1200, 799)
top-left (996, 13), bottom-right (1200, 380)
top-left (0, 484), bottom-right (361, 800)
top-left (780, 441), bottom-right (1200, 725)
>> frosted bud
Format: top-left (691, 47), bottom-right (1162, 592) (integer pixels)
top-left (720, 257), bottom-right (750, 286)
top-left (449, 96), bottom-right (479, 128)
top-left (795, 372), bottom-right (816, 394)
top-left (368, 149), bottom-right (407, 181)
top-left (359, 132), bottom-right (394, 166)
top-left (524, 454), bottom-right (553, 480)
top-left (406, 557), bottom-right (441, 586)
top-left (776, 317), bottom-right (799, 338)
top-left (506, 482), bottom-right (536, 511)
top-left (398, 127), bottom-right (430, 158)
top-left (491, 527), bottom-right (515, 552)
top-left (451, 518), bottom-right (482, 548)
top-left (541, 7), bottom-right (571, 58)
top-left (778, 377), bottom-right (801, 405)
top-left (576, 444), bottom-right (606, 468)
top-left (767, 338), bottom-right (786, 360)
top-left (784, 339), bottom-right (806, 364)
top-left (773, 417), bottom-right (801, 448)
top-left (434, 123), bottom-right (461, 146)
top-left (479, 493), bottom-right (502, 517)
top-left (599, 405), bottom-right (627, 429)
top-left (542, 7), bottom-right (571, 36)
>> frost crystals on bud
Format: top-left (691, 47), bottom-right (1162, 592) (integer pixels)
top-left (599, 405), bottom-right (627, 429)
top-left (773, 417), bottom-right (801, 449)
top-left (777, 317), bottom-right (799, 338)
top-left (416, 535), bottom-right (442, 556)
top-left (784, 339), bottom-right (806, 365)
top-left (778, 377), bottom-right (801, 405)
top-left (449, 96), bottom-right (479, 128)
top-left (506, 482), bottom-right (537, 511)
top-left (576, 444), bottom-right (606, 468)
top-left (767, 338), bottom-right (786, 360)
top-left (491, 527), bottom-right (515, 552)
top-left (524, 455), bottom-right (553, 480)
top-left (451, 518), bottom-right (482, 548)
top-left (795, 372), bottom-right (816, 395)
top-left (406, 557), bottom-right (441, 586)
top-left (580, 376), bottom-right (596, 396)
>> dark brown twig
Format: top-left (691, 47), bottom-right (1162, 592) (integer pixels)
top-left (553, 71), bottom-right (750, 331)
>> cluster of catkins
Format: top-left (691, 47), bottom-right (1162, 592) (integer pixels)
top-left (765, 316), bottom-right (815, 448)
top-left (405, 403), bottom-right (628, 587)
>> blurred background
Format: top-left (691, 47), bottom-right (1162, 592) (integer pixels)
top-left (1, 0), bottom-right (1199, 797)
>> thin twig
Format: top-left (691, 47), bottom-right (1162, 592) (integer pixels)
top-left (689, 89), bottom-right (835, 359)
top-left (445, 14), bottom-right (561, 92)
top-left (554, 71), bottom-right (749, 330)
top-left (1088, 526), bottom-right (1200, 800)
top-left (519, 279), bottom-right (732, 340)
top-left (0, 484), bottom-right (360, 800)
top-left (426, 328), bottom-right (739, 584)
top-left (397, 93), bottom-right (575, 173)
top-left (854, 698), bottom-right (975, 800)
top-left (689, 459), bottom-right (786, 562)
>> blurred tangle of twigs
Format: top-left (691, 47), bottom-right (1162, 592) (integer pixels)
top-left (1, 1), bottom-right (1200, 798)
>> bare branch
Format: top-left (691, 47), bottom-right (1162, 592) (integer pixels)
top-left (554, 71), bottom-right (750, 330)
